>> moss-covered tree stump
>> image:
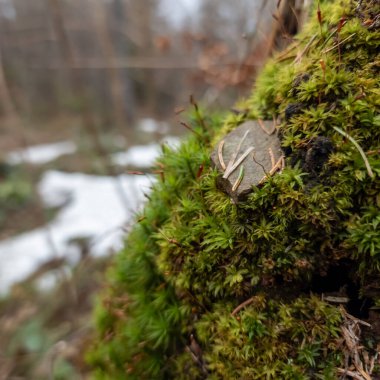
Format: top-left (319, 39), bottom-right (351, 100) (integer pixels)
top-left (89, 1), bottom-right (380, 378)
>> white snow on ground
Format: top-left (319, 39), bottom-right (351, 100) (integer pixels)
top-left (6, 141), bottom-right (77, 165)
top-left (112, 144), bottom-right (162, 168)
top-left (0, 170), bottom-right (154, 294)
top-left (112, 136), bottom-right (181, 168)
top-left (137, 118), bottom-right (170, 134)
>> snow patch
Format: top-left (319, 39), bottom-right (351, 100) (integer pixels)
top-left (0, 170), bottom-right (154, 294)
top-left (137, 118), bottom-right (170, 134)
top-left (6, 141), bottom-right (77, 165)
top-left (111, 137), bottom-right (181, 168)
top-left (112, 144), bottom-right (161, 168)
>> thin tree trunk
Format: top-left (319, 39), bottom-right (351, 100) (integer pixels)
top-left (93, 1), bottom-right (129, 135)
top-left (267, 0), bottom-right (306, 53)
top-left (0, 46), bottom-right (18, 124)
top-left (46, 0), bottom-right (131, 214)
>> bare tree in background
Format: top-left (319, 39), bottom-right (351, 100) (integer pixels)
top-left (0, 45), bottom-right (18, 124)
top-left (92, 0), bottom-right (129, 134)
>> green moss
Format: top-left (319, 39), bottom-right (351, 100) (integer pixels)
top-left (88, 1), bottom-right (380, 378)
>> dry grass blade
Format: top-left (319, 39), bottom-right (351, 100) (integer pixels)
top-left (269, 156), bottom-right (285, 175)
top-left (333, 126), bottom-right (374, 178)
top-left (258, 118), bottom-right (276, 135)
top-left (323, 33), bottom-right (357, 54)
top-left (337, 368), bottom-right (367, 380)
top-left (258, 154), bottom-right (284, 185)
top-left (294, 33), bottom-right (318, 64)
top-left (338, 306), bottom-right (377, 380)
top-left (218, 140), bottom-right (226, 170)
top-left (232, 165), bottom-right (245, 192)
top-left (224, 130), bottom-right (250, 174)
top-left (223, 146), bottom-right (254, 179)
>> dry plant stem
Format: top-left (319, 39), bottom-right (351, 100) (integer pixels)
top-left (232, 165), bottom-right (245, 192)
top-left (231, 297), bottom-right (255, 316)
top-left (180, 122), bottom-right (203, 138)
top-left (269, 147), bottom-right (275, 167)
top-left (185, 346), bottom-right (208, 375)
top-left (225, 130), bottom-right (250, 175)
top-left (223, 147), bottom-right (254, 179)
top-left (269, 156), bottom-right (285, 174)
top-left (341, 307), bottom-right (371, 327)
top-left (337, 368), bottom-right (367, 380)
top-left (252, 153), bottom-right (269, 177)
top-left (338, 306), bottom-right (376, 380)
top-left (294, 33), bottom-right (318, 64)
top-left (323, 33), bottom-right (357, 54)
top-left (258, 118), bottom-right (276, 135)
top-left (333, 126), bottom-right (374, 178)
top-left (366, 149), bottom-right (380, 156)
top-left (218, 140), bottom-right (226, 170)
top-left (259, 155), bottom-right (284, 184)
top-left (190, 95), bottom-right (208, 135)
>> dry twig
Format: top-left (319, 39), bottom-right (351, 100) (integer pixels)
top-left (231, 297), bottom-right (255, 316)
top-left (337, 306), bottom-right (377, 380)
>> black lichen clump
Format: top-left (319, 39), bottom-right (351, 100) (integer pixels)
top-left (303, 136), bottom-right (334, 174)
top-left (88, 1), bottom-right (380, 379)
top-left (284, 102), bottom-right (306, 121)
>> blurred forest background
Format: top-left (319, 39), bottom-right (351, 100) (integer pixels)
top-left (0, 0), bottom-right (309, 378)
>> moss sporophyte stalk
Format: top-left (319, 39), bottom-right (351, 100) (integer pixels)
top-left (88, 0), bottom-right (380, 378)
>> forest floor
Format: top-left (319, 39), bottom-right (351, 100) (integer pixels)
top-left (0, 114), bottom-right (179, 379)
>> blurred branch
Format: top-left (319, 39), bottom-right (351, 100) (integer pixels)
top-left (30, 57), bottom-right (263, 70)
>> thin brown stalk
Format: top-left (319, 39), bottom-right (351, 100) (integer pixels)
top-left (231, 297), bottom-right (255, 316)
top-left (269, 156), bottom-right (285, 175)
top-left (259, 155), bottom-right (284, 184)
top-left (180, 122), bottom-right (203, 138)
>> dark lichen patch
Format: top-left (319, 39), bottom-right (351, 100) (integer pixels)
top-left (284, 102), bottom-right (307, 121)
top-left (303, 136), bottom-right (335, 174)
top-left (89, 1), bottom-right (380, 379)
